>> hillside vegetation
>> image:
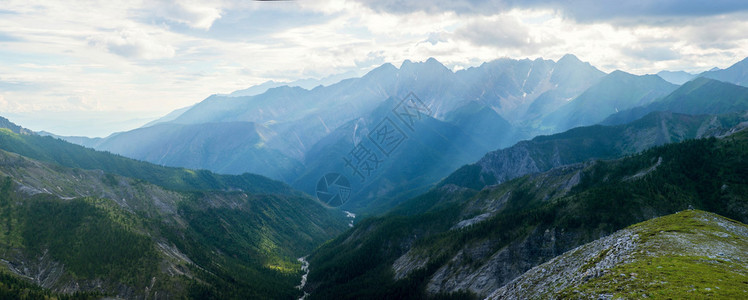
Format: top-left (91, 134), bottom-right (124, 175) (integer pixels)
top-left (0, 122), bottom-right (349, 299)
top-left (0, 123), bottom-right (295, 196)
top-left (490, 210), bottom-right (748, 299)
top-left (306, 126), bottom-right (748, 299)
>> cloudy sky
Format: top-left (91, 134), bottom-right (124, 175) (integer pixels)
top-left (1, 0), bottom-right (748, 136)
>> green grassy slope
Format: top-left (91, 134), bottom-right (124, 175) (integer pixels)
top-left (561, 210), bottom-right (748, 299)
top-left (489, 210), bottom-right (748, 299)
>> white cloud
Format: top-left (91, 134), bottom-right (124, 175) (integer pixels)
top-left (0, 0), bottom-right (747, 136)
top-left (149, 0), bottom-right (224, 30)
top-left (0, 95), bottom-right (11, 111)
top-left (454, 14), bottom-right (559, 52)
top-left (0, 93), bottom-right (37, 112)
top-left (88, 27), bottom-right (176, 60)
top-left (622, 45), bottom-right (680, 61)
top-left (67, 96), bottom-right (102, 111)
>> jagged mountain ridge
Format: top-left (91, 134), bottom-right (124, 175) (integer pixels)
top-left (57, 55), bottom-right (748, 216)
top-left (71, 55), bottom-right (600, 149)
top-left (55, 55), bottom-right (610, 215)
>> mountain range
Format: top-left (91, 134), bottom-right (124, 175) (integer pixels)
top-left (701, 56), bottom-right (748, 87)
top-left (53, 54), bottom-right (748, 216)
top-left (656, 70), bottom-right (697, 85)
top-left (443, 110), bottom-right (748, 191)
top-left (3, 53), bottom-right (748, 299)
top-left (603, 76), bottom-right (748, 125)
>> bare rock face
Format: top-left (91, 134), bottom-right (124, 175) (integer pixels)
top-left (477, 143), bottom-right (543, 185)
top-left (1, 250), bottom-right (140, 298)
top-left (487, 229), bottom-right (639, 299)
top-left (392, 249), bottom-right (430, 281)
top-left (388, 163), bottom-right (588, 298)
top-left (2, 250), bottom-right (66, 289)
top-left (424, 226), bottom-right (583, 297)
top-left (452, 111), bottom-right (748, 193)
